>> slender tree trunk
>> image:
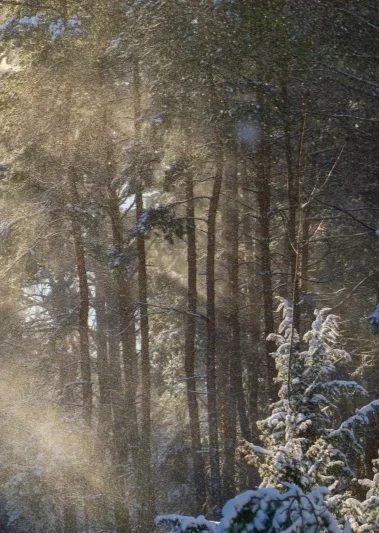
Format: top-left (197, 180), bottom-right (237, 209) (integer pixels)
top-left (206, 145), bottom-right (223, 516)
top-left (67, 171), bottom-right (92, 427)
top-left (107, 185), bottom-right (139, 464)
top-left (98, 44), bottom-right (139, 485)
top-left (240, 166), bottom-right (261, 443)
top-left (220, 141), bottom-right (250, 501)
top-left (107, 294), bottom-right (127, 462)
top-left (199, 11), bottom-right (225, 512)
top-left (226, 148), bottom-right (250, 443)
top-left (132, 56), bottom-right (155, 531)
top-left (135, 190), bottom-right (154, 523)
top-left (98, 98), bottom-right (134, 533)
top-left (88, 250), bottom-right (113, 532)
top-left (281, 88), bottom-right (301, 335)
top-left (300, 202), bottom-right (310, 296)
top-left (62, 72), bottom-right (92, 524)
top-left (184, 158), bottom-right (207, 510)
top-left (107, 293), bottom-right (131, 533)
top-left (299, 203), bottom-right (313, 331)
top-left (66, 171), bottom-right (93, 529)
top-left (105, 156), bottom-right (136, 533)
top-left (238, 171), bottom-right (261, 489)
top-left (61, 14), bottom-right (92, 425)
top-left (50, 272), bottom-right (79, 533)
top-left (281, 77), bottom-right (310, 334)
top-left (220, 149), bottom-right (237, 502)
top-left (98, 88), bottom-right (136, 533)
top-left (94, 255), bottom-right (112, 453)
top-left (254, 90), bottom-right (277, 403)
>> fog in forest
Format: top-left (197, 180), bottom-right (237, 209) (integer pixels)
top-left (0, 1), bottom-right (379, 532)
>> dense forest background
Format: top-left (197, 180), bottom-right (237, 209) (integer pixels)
top-left (0, 0), bottom-right (379, 531)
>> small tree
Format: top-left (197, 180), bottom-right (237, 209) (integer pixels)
top-left (156, 300), bottom-right (379, 532)
top-left (243, 299), bottom-right (366, 493)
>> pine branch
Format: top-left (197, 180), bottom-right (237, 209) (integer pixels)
top-left (315, 198), bottom-right (377, 232)
top-left (331, 270), bottom-right (379, 311)
top-left (137, 301), bottom-right (209, 321)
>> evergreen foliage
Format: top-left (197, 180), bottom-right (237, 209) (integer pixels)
top-left (1, 0), bottom-right (379, 531)
top-left (157, 301), bottom-right (379, 532)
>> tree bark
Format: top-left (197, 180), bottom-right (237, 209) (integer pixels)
top-left (67, 171), bottom-right (92, 427)
top-left (220, 150), bottom-right (237, 502)
top-left (225, 147), bottom-right (250, 443)
top-left (133, 56), bottom-right (155, 531)
top-left (206, 146), bottom-right (223, 516)
top-left (254, 89), bottom-right (278, 403)
top-left (60, 0), bottom-right (92, 426)
top-left (240, 164), bottom-right (261, 444)
top-left (107, 184), bottom-right (139, 464)
top-left (106, 165), bottom-right (136, 533)
top-left (94, 253), bottom-right (112, 454)
top-left (220, 141), bottom-right (250, 501)
top-left (281, 80), bottom-right (301, 334)
top-left (184, 158), bottom-right (207, 511)
top-left (106, 292), bottom-right (131, 533)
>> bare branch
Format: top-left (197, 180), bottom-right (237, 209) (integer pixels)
top-left (332, 271), bottom-right (378, 311)
top-left (137, 301), bottom-right (208, 321)
top-left (314, 198), bottom-right (377, 233)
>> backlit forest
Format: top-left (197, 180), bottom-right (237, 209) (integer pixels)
top-left (1, 1), bottom-right (379, 531)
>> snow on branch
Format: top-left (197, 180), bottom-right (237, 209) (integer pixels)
top-left (328, 399), bottom-right (379, 452)
top-left (155, 514), bottom-right (218, 532)
top-left (156, 486), bottom-right (341, 533)
top-left (304, 380), bottom-right (368, 399)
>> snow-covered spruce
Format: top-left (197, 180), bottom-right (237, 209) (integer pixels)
top-left (156, 301), bottom-right (379, 532)
top-left (245, 299), bottom-right (366, 492)
top-left (156, 485), bottom-right (340, 533)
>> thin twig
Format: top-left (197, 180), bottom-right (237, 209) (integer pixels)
top-left (332, 271), bottom-right (378, 311)
top-left (136, 301), bottom-right (208, 320)
top-left (314, 198), bottom-right (377, 233)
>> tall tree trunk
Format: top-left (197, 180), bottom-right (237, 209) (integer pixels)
top-left (87, 246), bottom-right (112, 532)
top-left (299, 203), bottom-right (311, 296)
top-left (94, 254), bottom-right (112, 454)
top-left (299, 203), bottom-right (313, 331)
top-left (96, 73), bottom-right (135, 531)
top-left (67, 170), bottom-right (93, 427)
top-left (107, 185), bottom-right (139, 465)
top-left (60, 0), bottom-right (92, 426)
top-left (106, 159), bottom-right (137, 533)
top-left (240, 164), bottom-right (261, 444)
top-left (184, 158), bottom-right (207, 511)
top-left (62, 63), bottom-right (92, 522)
top-left (107, 291), bottom-right (131, 533)
top-left (107, 293), bottom-right (127, 463)
top-left (238, 167), bottom-right (261, 489)
top-left (206, 145), bottom-right (223, 516)
top-left (281, 81), bottom-right (301, 335)
top-left (51, 273), bottom-right (79, 533)
top-left (199, 10), bottom-right (224, 512)
top-left (220, 141), bottom-right (250, 501)
top-left (281, 77), bottom-right (310, 334)
top-left (254, 89), bottom-right (277, 403)
top-left (133, 57), bottom-right (155, 531)
top-left (219, 148), bottom-right (237, 502)
top-left (225, 147), bottom-right (250, 443)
